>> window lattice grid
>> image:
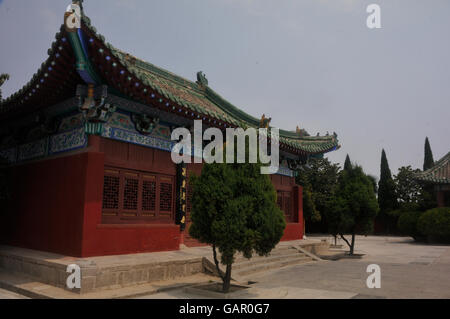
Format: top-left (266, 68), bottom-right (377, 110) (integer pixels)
top-left (123, 177), bottom-right (139, 210)
top-left (142, 180), bottom-right (156, 213)
top-left (159, 182), bottom-right (173, 213)
top-left (102, 175), bottom-right (120, 209)
top-left (102, 168), bottom-right (176, 221)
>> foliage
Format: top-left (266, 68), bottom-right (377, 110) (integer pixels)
top-left (325, 163), bottom-right (379, 254)
top-left (418, 207), bottom-right (450, 243)
top-left (376, 149), bottom-right (399, 234)
top-left (0, 73), bottom-right (9, 101)
top-left (302, 185), bottom-right (321, 223)
top-left (423, 137), bottom-right (434, 171)
top-left (418, 185), bottom-right (437, 211)
top-left (394, 166), bottom-right (422, 204)
top-left (366, 175), bottom-right (378, 194)
top-left (296, 157), bottom-right (340, 228)
top-left (378, 149), bottom-right (398, 214)
top-left (344, 154), bottom-right (352, 172)
top-left (420, 138), bottom-right (437, 210)
top-left (397, 211), bottom-right (424, 241)
top-left (189, 143), bottom-right (285, 292)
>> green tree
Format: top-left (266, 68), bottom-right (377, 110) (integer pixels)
top-left (0, 74), bottom-right (10, 101)
top-left (366, 175), bottom-right (378, 194)
top-left (302, 185), bottom-right (320, 223)
top-left (344, 154), bottom-right (352, 172)
top-left (189, 145), bottom-right (285, 293)
top-left (296, 157), bottom-right (340, 230)
top-left (420, 137), bottom-right (437, 210)
top-left (394, 166), bottom-right (422, 205)
top-left (325, 165), bottom-right (379, 255)
top-left (377, 150), bottom-right (398, 233)
top-left (423, 137), bottom-right (434, 171)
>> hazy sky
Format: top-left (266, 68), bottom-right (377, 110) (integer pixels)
top-left (0, 0), bottom-right (449, 179)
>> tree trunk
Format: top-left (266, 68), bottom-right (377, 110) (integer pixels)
top-left (212, 245), bottom-right (225, 282)
top-left (350, 232), bottom-right (356, 255)
top-left (222, 264), bottom-right (232, 293)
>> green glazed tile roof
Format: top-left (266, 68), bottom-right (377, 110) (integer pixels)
top-left (1, 12), bottom-right (340, 156)
top-left (414, 152), bottom-right (450, 184)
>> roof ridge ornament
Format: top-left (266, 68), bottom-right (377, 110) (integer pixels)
top-left (196, 71), bottom-right (208, 87)
top-left (259, 114), bottom-right (271, 129)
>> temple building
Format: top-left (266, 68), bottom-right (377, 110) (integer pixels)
top-left (0, 2), bottom-right (339, 257)
top-left (415, 152), bottom-right (450, 208)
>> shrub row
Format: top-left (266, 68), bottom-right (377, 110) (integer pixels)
top-left (397, 207), bottom-right (450, 243)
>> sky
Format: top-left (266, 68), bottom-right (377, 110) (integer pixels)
top-left (0, 0), bottom-right (449, 179)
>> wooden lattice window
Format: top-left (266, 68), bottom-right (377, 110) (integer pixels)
top-left (142, 175), bottom-right (156, 216)
top-left (159, 178), bottom-right (173, 217)
top-left (102, 170), bottom-right (120, 216)
top-left (102, 168), bottom-right (174, 223)
top-left (123, 174), bottom-right (139, 212)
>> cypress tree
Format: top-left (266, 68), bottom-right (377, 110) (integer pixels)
top-left (423, 137), bottom-right (434, 171)
top-left (421, 137), bottom-right (437, 210)
top-left (344, 154), bottom-right (352, 172)
top-left (378, 149), bottom-right (398, 214)
top-left (0, 74), bottom-right (10, 101)
top-left (189, 143), bottom-right (285, 293)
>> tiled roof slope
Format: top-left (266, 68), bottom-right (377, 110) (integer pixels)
top-left (415, 152), bottom-right (450, 184)
top-left (1, 13), bottom-right (340, 155)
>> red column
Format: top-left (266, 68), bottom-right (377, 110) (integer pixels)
top-left (88, 135), bottom-right (101, 152)
top-left (294, 185), bottom-right (304, 239)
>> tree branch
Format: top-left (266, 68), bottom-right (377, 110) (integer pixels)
top-left (212, 244), bottom-right (225, 282)
top-left (339, 234), bottom-right (352, 250)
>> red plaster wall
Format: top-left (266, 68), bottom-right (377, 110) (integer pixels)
top-left (1, 136), bottom-right (303, 257)
top-left (281, 185), bottom-right (304, 241)
top-left (1, 153), bottom-right (88, 256)
top-left (79, 151), bottom-right (180, 257)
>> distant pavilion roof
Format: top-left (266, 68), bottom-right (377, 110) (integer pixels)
top-left (415, 152), bottom-right (450, 184)
top-left (0, 10), bottom-right (340, 156)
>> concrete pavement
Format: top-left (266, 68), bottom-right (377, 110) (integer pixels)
top-left (0, 288), bottom-right (28, 299)
top-left (138, 236), bottom-right (450, 299)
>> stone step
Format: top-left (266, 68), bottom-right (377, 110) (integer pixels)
top-left (234, 255), bottom-right (313, 277)
top-left (232, 252), bottom-right (308, 270)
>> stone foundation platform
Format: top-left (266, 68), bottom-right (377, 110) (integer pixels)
top-left (0, 239), bottom-right (328, 296)
top-left (0, 245), bottom-right (204, 294)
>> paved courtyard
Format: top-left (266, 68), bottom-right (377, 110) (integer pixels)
top-left (139, 236), bottom-right (450, 299)
top-left (0, 288), bottom-right (29, 299)
top-left (1, 236), bottom-right (449, 299)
